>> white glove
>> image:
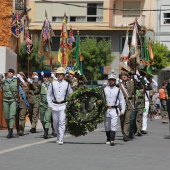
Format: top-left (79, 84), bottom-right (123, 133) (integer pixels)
top-left (144, 77), bottom-right (149, 83)
top-left (16, 74), bottom-right (20, 78)
top-left (41, 71), bottom-right (44, 76)
top-left (33, 75), bottom-right (38, 82)
top-left (136, 70), bottom-right (140, 76)
top-left (134, 75), bottom-right (138, 80)
top-left (27, 78), bottom-right (33, 84)
top-left (51, 73), bottom-right (54, 78)
top-left (51, 73), bottom-right (57, 80)
top-left (17, 74), bottom-right (25, 83)
top-left (77, 70), bottom-right (81, 75)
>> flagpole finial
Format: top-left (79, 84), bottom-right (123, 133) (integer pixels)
top-left (45, 9), bottom-right (48, 18)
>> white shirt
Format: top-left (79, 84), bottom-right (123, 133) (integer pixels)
top-left (145, 90), bottom-right (150, 101)
top-left (104, 86), bottom-right (126, 114)
top-left (47, 79), bottom-right (73, 110)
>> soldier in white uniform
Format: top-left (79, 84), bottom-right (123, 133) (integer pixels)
top-left (47, 67), bottom-right (73, 145)
top-left (104, 74), bottom-right (126, 146)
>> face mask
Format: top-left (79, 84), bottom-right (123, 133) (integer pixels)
top-left (44, 81), bottom-right (49, 86)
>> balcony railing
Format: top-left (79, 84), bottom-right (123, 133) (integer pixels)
top-left (113, 14), bottom-right (145, 27)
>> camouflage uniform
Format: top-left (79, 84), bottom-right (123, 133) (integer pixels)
top-left (119, 79), bottom-right (134, 141)
top-left (15, 84), bottom-right (29, 136)
top-left (39, 81), bottom-right (52, 138)
top-left (29, 81), bottom-right (41, 132)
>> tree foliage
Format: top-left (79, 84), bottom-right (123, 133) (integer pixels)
top-left (80, 37), bottom-right (115, 83)
top-left (19, 39), bottom-right (47, 74)
top-left (152, 41), bottom-right (170, 70)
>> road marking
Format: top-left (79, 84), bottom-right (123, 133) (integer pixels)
top-left (0, 134), bottom-right (70, 155)
top-left (0, 128), bottom-right (105, 155)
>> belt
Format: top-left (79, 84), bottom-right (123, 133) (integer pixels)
top-left (107, 106), bottom-right (119, 115)
top-left (107, 106), bottom-right (118, 109)
top-left (138, 96), bottom-right (143, 99)
top-left (52, 100), bottom-right (66, 104)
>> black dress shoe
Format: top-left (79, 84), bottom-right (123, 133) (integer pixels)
top-left (136, 132), bottom-right (142, 136)
top-left (141, 130), bottom-right (147, 134)
top-left (123, 136), bottom-right (129, 142)
top-left (30, 128), bottom-right (36, 133)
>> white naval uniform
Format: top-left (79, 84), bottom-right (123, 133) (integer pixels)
top-left (104, 86), bottom-right (126, 132)
top-left (142, 91), bottom-right (150, 131)
top-left (47, 79), bottom-right (73, 142)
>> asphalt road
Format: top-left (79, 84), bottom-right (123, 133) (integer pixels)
top-left (0, 118), bottom-right (170, 170)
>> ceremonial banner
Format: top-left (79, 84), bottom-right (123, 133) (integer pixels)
top-left (68, 27), bottom-right (75, 50)
top-left (38, 14), bottom-right (54, 61)
top-left (74, 34), bottom-right (80, 71)
top-left (25, 29), bottom-right (33, 54)
top-left (59, 15), bottom-right (68, 67)
top-left (120, 31), bottom-right (131, 73)
top-left (144, 37), bottom-right (152, 74)
top-left (11, 13), bottom-right (24, 38)
top-left (128, 21), bottom-right (140, 70)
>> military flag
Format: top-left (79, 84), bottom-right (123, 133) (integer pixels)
top-left (143, 37), bottom-right (153, 74)
top-left (11, 13), bottom-right (24, 38)
top-left (37, 11), bottom-right (54, 65)
top-left (74, 34), bottom-right (80, 71)
top-left (25, 29), bottom-right (33, 54)
top-left (59, 14), bottom-right (68, 67)
top-left (68, 27), bottom-right (76, 50)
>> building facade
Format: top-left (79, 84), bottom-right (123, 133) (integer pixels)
top-left (154, 0), bottom-right (170, 87)
top-left (29, 0), bottom-right (154, 77)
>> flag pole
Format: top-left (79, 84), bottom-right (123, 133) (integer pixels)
top-left (28, 53), bottom-right (30, 78)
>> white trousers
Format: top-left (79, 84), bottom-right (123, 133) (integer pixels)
top-left (52, 109), bottom-right (66, 142)
top-left (104, 108), bottom-right (118, 132)
top-left (142, 101), bottom-right (149, 131)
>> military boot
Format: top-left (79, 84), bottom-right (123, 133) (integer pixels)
top-left (30, 128), bottom-right (36, 133)
top-left (44, 128), bottom-right (49, 139)
top-left (6, 127), bottom-right (10, 138)
top-left (7, 128), bottom-right (13, 139)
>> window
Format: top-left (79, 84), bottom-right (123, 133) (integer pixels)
top-left (123, 1), bottom-right (140, 17)
top-left (87, 3), bottom-right (103, 22)
top-left (161, 6), bottom-right (170, 25)
top-left (163, 13), bottom-right (170, 24)
top-left (52, 17), bottom-right (63, 22)
top-left (70, 16), bottom-right (86, 22)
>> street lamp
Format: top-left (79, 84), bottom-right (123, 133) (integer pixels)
top-left (15, 0), bottom-right (26, 11)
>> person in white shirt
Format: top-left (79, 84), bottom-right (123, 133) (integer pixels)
top-left (47, 67), bottom-right (73, 145)
top-left (104, 73), bottom-right (126, 146)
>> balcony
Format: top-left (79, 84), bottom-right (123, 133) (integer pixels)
top-left (113, 14), bottom-right (146, 28)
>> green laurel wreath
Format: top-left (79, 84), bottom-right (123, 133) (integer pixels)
top-left (65, 86), bottom-right (107, 137)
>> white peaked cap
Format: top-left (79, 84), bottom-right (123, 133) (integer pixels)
top-left (108, 74), bottom-right (116, 80)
